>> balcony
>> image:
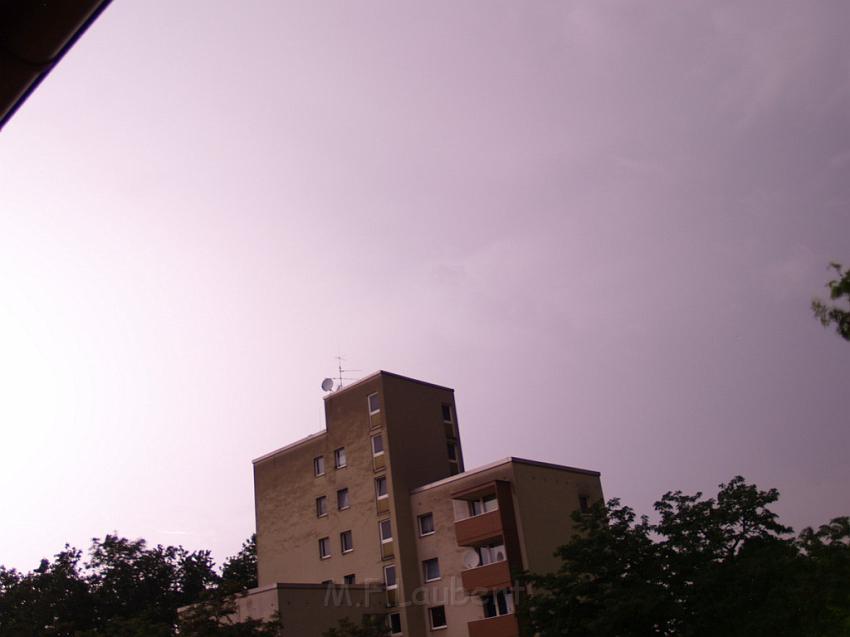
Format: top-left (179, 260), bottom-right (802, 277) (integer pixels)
top-left (467, 614), bottom-right (519, 637)
top-left (455, 509), bottom-right (502, 546)
top-left (461, 560), bottom-right (511, 593)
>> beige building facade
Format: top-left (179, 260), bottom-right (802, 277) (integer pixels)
top-left (252, 371), bottom-right (603, 637)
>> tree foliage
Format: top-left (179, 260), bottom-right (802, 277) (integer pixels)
top-left (220, 534), bottom-right (258, 593)
top-left (812, 261), bottom-right (850, 341)
top-left (520, 477), bottom-right (850, 637)
top-left (0, 534), bottom-right (271, 636)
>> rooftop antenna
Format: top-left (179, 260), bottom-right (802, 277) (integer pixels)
top-left (323, 354), bottom-right (360, 392)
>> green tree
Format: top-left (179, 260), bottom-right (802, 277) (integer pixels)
top-left (322, 615), bottom-right (389, 637)
top-left (520, 478), bottom-right (850, 637)
top-left (220, 534), bottom-right (258, 592)
top-left (797, 518), bottom-right (850, 635)
top-left (84, 534), bottom-right (219, 633)
top-left (812, 261), bottom-right (850, 341)
top-left (0, 546), bottom-right (94, 636)
top-left (0, 534), bottom-right (237, 636)
top-left (517, 499), bottom-right (668, 636)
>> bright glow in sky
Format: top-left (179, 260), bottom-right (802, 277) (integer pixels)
top-left (1, 1), bottom-right (848, 571)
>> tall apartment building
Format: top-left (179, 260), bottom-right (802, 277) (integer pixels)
top-left (243, 371), bottom-right (603, 636)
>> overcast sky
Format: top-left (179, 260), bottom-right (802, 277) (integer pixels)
top-left (1, 0), bottom-right (848, 571)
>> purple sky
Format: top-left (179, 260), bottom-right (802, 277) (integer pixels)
top-left (1, 1), bottom-right (848, 571)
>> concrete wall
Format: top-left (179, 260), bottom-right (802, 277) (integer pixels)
top-left (254, 375), bottom-right (387, 587)
top-left (254, 370), bottom-right (463, 637)
top-left (409, 463), bottom-right (516, 637)
top-left (252, 371), bottom-right (603, 637)
top-left (511, 461), bottom-right (603, 575)
top-left (406, 458), bottom-right (603, 637)
top-left (233, 584), bottom-right (387, 636)
top-left (277, 584), bottom-right (387, 636)
top-left (380, 372), bottom-right (462, 637)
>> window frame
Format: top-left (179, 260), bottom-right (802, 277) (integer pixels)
top-left (441, 403), bottom-right (453, 423)
top-left (340, 530), bottom-right (354, 554)
top-left (318, 537), bottom-right (331, 559)
top-left (578, 495), bottom-right (590, 513)
top-left (371, 433), bottom-right (384, 456)
top-left (343, 573), bottom-right (355, 585)
top-left (428, 605), bottom-right (447, 630)
top-left (375, 475), bottom-right (388, 500)
top-left (468, 494), bottom-right (498, 517)
top-left (337, 488), bottom-right (350, 511)
top-left (313, 455), bottom-right (325, 477)
top-left (334, 447), bottom-right (347, 469)
top-left (482, 589), bottom-right (514, 618)
top-left (379, 518), bottom-right (393, 544)
top-left (383, 564), bottom-right (397, 590)
top-left (418, 512), bottom-right (435, 536)
top-left (477, 542), bottom-right (506, 566)
top-left (422, 557), bottom-right (441, 583)
top-left (368, 392), bottom-right (380, 414)
top-left (316, 495), bottom-right (328, 518)
top-left (387, 611), bottom-right (402, 635)
top-left (447, 441), bottom-right (458, 462)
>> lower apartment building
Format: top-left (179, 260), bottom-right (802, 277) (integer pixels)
top-left (238, 371), bottom-right (603, 636)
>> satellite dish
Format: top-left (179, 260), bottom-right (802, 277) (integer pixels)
top-left (321, 378), bottom-right (334, 392)
top-left (462, 549), bottom-right (480, 569)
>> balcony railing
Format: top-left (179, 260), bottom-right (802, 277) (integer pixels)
top-left (455, 509), bottom-right (502, 546)
top-left (460, 559), bottom-right (511, 593)
top-left (467, 613), bottom-right (519, 637)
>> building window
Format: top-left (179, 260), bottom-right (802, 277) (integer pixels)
top-left (334, 447), bottom-right (347, 469)
top-left (388, 612), bottom-right (402, 635)
top-left (579, 495), bottom-right (590, 513)
top-left (337, 488), bottom-right (350, 510)
top-left (371, 433), bottom-right (384, 456)
top-left (379, 519), bottom-right (393, 544)
top-left (343, 573), bottom-right (355, 585)
top-left (468, 494), bottom-right (498, 517)
top-left (368, 392), bottom-right (380, 414)
top-left (384, 564), bottom-right (397, 589)
top-left (476, 542), bottom-right (506, 566)
top-left (313, 456), bottom-right (325, 477)
top-left (318, 537), bottom-right (331, 559)
top-left (418, 513), bottom-right (435, 536)
top-left (429, 605), bottom-right (447, 630)
top-left (321, 579), bottom-right (332, 585)
top-left (482, 589), bottom-right (514, 618)
top-left (384, 564), bottom-right (398, 590)
top-left (441, 404), bottom-right (452, 423)
top-left (447, 442), bottom-right (458, 462)
top-left (423, 558), bottom-right (441, 582)
top-left (316, 495), bottom-right (328, 517)
top-left (340, 530), bottom-right (353, 553)
top-left (375, 476), bottom-right (388, 499)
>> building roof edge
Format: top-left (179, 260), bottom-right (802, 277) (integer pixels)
top-left (509, 456), bottom-right (601, 477)
top-left (252, 430), bottom-right (327, 465)
top-left (322, 370), bottom-right (454, 401)
top-left (410, 456), bottom-right (601, 494)
top-left (410, 458), bottom-right (515, 494)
